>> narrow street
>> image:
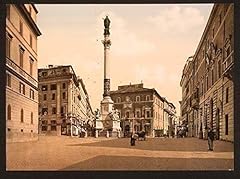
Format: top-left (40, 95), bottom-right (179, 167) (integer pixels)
top-left (6, 136), bottom-right (233, 171)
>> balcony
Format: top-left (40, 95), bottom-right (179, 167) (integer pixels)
top-left (191, 88), bottom-right (199, 109)
top-left (6, 57), bottom-right (38, 87)
top-left (223, 51), bottom-right (234, 79)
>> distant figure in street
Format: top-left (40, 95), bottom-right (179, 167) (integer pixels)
top-left (207, 127), bottom-right (214, 151)
top-left (130, 133), bottom-right (138, 146)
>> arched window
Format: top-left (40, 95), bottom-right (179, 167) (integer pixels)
top-left (31, 112), bottom-right (33, 124)
top-left (117, 97), bottom-right (121, 103)
top-left (146, 95), bottom-right (150, 101)
top-left (136, 96), bottom-right (140, 102)
top-left (7, 104), bottom-right (11, 120)
top-left (21, 109), bottom-right (24, 123)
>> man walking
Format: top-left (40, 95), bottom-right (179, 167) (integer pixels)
top-left (207, 127), bottom-right (214, 151)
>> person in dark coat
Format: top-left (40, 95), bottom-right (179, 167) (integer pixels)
top-left (130, 133), bottom-right (138, 146)
top-left (207, 127), bottom-right (214, 151)
top-left (130, 133), bottom-right (135, 146)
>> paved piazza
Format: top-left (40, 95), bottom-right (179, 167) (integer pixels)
top-left (6, 136), bottom-right (233, 171)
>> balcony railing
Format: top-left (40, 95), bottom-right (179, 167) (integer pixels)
top-left (191, 88), bottom-right (199, 109)
top-left (223, 51), bottom-right (234, 75)
top-left (6, 57), bottom-right (38, 87)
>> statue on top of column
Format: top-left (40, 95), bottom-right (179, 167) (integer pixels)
top-left (104, 15), bottom-right (111, 35)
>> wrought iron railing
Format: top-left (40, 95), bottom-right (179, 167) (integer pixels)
top-left (223, 51), bottom-right (234, 74)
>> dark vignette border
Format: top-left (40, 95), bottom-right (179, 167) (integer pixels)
top-left (0, 0), bottom-right (239, 179)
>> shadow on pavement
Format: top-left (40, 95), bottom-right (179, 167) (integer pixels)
top-left (61, 155), bottom-right (233, 170)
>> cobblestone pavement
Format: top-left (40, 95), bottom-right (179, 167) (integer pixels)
top-left (6, 136), bottom-right (233, 171)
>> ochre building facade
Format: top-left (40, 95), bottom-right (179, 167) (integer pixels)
top-left (180, 4), bottom-right (234, 142)
top-left (110, 83), bottom-right (176, 137)
top-left (6, 4), bottom-right (41, 142)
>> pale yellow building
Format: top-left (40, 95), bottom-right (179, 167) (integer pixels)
top-left (6, 4), bottom-right (41, 142)
top-left (38, 65), bottom-right (94, 136)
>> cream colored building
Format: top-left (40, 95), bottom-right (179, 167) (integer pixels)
top-left (180, 4), bottom-right (234, 142)
top-left (6, 4), bottom-right (41, 142)
top-left (38, 65), bottom-right (94, 136)
top-left (110, 83), bottom-right (175, 137)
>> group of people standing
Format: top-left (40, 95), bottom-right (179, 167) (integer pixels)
top-left (129, 128), bottom-right (215, 151)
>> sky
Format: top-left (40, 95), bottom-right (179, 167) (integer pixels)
top-left (36, 4), bottom-right (214, 116)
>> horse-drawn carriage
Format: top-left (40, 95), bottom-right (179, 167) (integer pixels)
top-left (135, 131), bottom-right (146, 141)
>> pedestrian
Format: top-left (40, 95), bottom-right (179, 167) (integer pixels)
top-left (207, 127), bottom-right (214, 151)
top-left (130, 133), bottom-right (135, 146)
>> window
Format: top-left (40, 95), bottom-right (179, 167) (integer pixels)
top-left (62, 92), bottom-right (66, 99)
top-left (118, 111), bottom-right (121, 118)
top-left (61, 106), bottom-right (64, 114)
top-left (42, 108), bottom-right (48, 115)
top-left (29, 57), bottom-right (34, 76)
top-left (7, 104), bottom-right (11, 120)
top-left (219, 13), bottom-right (222, 25)
top-left (146, 111), bottom-right (150, 118)
top-left (42, 72), bottom-right (47, 76)
top-left (42, 120), bottom-right (47, 125)
top-left (52, 93), bottom-right (55, 100)
top-left (226, 46), bottom-right (231, 57)
top-left (6, 5), bottom-right (10, 20)
top-left (31, 112), bottom-right (33, 124)
top-left (42, 126), bottom-right (47, 131)
top-left (126, 111), bottom-right (130, 118)
top-left (136, 96), bottom-right (140, 102)
top-left (6, 33), bottom-right (12, 58)
top-left (51, 120), bottom-right (56, 125)
top-left (6, 73), bottom-right (11, 87)
top-left (52, 107), bottom-right (56, 114)
top-left (212, 27), bottom-right (215, 38)
top-left (19, 47), bottom-right (24, 68)
top-left (225, 114), bottom-right (228, 135)
top-left (146, 95), bottom-right (150, 101)
top-left (8, 128), bottom-right (11, 132)
top-left (29, 6), bottom-right (32, 16)
top-left (43, 94), bottom-right (47, 100)
top-left (21, 129), bottom-right (23, 132)
top-left (218, 60), bottom-right (222, 78)
top-left (30, 34), bottom-right (32, 47)
top-left (62, 83), bottom-right (66, 89)
top-left (20, 109), bottom-right (24, 123)
top-left (51, 126), bottom-right (56, 131)
top-left (116, 97), bottom-right (121, 103)
top-left (19, 82), bottom-right (25, 95)
top-left (50, 84), bottom-right (57, 90)
top-left (19, 21), bottom-right (23, 36)
top-left (42, 85), bottom-right (48, 91)
top-left (211, 69), bottom-right (214, 85)
top-left (206, 76), bottom-right (208, 90)
top-left (136, 111), bottom-right (140, 118)
top-left (226, 87), bottom-right (229, 103)
top-left (30, 89), bottom-right (34, 99)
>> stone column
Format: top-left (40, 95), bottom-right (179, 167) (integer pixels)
top-left (101, 16), bottom-right (114, 131)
